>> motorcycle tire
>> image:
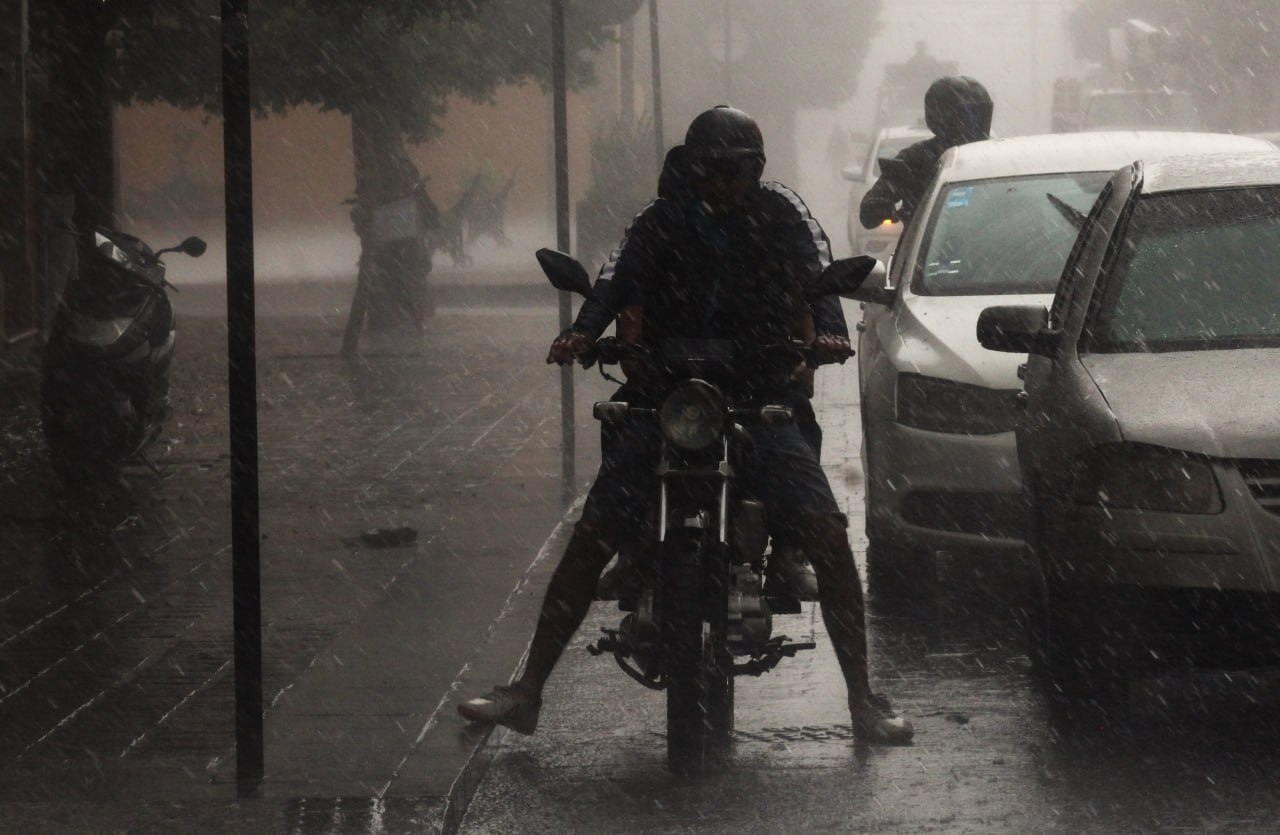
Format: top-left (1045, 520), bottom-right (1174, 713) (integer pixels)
top-left (662, 530), bottom-right (733, 777)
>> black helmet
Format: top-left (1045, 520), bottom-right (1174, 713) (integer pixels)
top-left (925, 76), bottom-right (993, 145)
top-left (684, 106), bottom-right (766, 163)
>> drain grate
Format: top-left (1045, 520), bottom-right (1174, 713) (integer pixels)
top-left (733, 724), bottom-right (854, 743)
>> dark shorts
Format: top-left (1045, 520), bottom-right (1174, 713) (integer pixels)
top-left (579, 404), bottom-right (843, 542)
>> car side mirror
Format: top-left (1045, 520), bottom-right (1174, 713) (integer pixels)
top-left (841, 164), bottom-right (864, 182)
top-left (535, 248), bottom-right (593, 298)
top-left (811, 255), bottom-right (884, 300)
top-left (844, 260), bottom-right (895, 306)
top-left (977, 305), bottom-right (1052, 354)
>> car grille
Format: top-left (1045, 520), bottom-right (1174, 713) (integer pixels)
top-left (1238, 459), bottom-right (1280, 515)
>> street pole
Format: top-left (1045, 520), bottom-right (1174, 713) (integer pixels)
top-left (221, 0), bottom-right (263, 794)
top-left (552, 0), bottom-right (575, 505)
top-left (649, 0), bottom-right (664, 167)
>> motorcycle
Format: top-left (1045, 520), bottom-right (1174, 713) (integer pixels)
top-left (42, 226), bottom-right (207, 485)
top-left (536, 248), bottom-right (879, 775)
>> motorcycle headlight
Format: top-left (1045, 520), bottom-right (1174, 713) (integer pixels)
top-left (1071, 444), bottom-right (1223, 514)
top-left (659, 380), bottom-right (725, 450)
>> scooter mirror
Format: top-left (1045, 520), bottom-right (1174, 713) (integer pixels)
top-left (179, 237), bottom-right (208, 257)
top-left (535, 248), bottom-right (593, 298)
top-left (811, 255), bottom-right (884, 300)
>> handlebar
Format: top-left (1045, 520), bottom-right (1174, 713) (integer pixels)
top-left (578, 337), bottom-right (819, 370)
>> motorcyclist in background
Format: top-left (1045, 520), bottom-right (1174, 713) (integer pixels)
top-left (458, 106), bottom-right (913, 746)
top-left (859, 76), bottom-right (993, 230)
top-left (551, 136), bottom-right (851, 602)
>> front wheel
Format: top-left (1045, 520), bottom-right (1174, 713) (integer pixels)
top-left (662, 532), bottom-right (733, 777)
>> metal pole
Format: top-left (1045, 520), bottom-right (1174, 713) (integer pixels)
top-left (221, 0), bottom-right (263, 793)
top-left (648, 0), bottom-right (664, 167)
top-left (552, 0), bottom-right (575, 505)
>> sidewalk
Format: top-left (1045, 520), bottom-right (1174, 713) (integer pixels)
top-left (0, 276), bottom-right (612, 833)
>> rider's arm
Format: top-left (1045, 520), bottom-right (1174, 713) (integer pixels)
top-left (859, 173), bottom-right (901, 230)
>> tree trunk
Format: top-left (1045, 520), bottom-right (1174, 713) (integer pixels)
top-left (342, 104), bottom-right (433, 356)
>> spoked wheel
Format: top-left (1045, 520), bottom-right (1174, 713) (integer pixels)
top-left (662, 531), bottom-right (733, 777)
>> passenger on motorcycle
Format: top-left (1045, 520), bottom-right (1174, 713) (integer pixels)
top-left (459, 106), bottom-right (913, 745)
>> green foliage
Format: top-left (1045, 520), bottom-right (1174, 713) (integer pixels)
top-left (107, 0), bottom-right (644, 141)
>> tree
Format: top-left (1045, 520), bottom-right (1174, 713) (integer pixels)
top-left (53, 0), bottom-right (643, 349)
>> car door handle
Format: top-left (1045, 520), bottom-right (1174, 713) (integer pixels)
top-left (855, 321), bottom-right (867, 333)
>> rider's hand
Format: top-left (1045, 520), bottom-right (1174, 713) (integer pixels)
top-left (546, 329), bottom-right (593, 365)
top-left (811, 335), bottom-right (854, 366)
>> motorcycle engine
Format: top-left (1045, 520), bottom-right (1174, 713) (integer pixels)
top-left (726, 565), bottom-right (772, 650)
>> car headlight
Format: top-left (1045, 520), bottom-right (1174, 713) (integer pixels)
top-left (659, 380), bottom-right (725, 450)
top-left (895, 372), bottom-right (1020, 434)
top-left (1071, 444), bottom-right (1223, 514)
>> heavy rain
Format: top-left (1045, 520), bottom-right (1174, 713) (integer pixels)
top-left (3, 1), bottom-right (1280, 832)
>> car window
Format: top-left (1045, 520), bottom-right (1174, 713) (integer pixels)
top-left (912, 171), bottom-right (1112, 296)
top-left (1087, 186), bottom-right (1280, 352)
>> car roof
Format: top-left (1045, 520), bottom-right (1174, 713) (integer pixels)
top-left (938, 132), bottom-right (1276, 182)
top-left (1142, 150), bottom-right (1280, 194)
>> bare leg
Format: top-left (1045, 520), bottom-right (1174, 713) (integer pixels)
top-left (517, 520), bottom-right (617, 694)
top-left (798, 513), bottom-right (871, 706)
top-left (800, 512), bottom-right (913, 743)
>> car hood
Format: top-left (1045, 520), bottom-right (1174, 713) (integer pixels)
top-left (1082, 350), bottom-right (1280, 458)
top-left (893, 293), bottom-right (1052, 388)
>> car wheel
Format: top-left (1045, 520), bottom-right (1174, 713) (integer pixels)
top-left (1027, 559), bottom-right (1127, 700)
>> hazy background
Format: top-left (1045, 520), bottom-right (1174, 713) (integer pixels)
top-left (111, 0), bottom-right (1249, 283)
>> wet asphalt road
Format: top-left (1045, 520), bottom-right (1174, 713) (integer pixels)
top-left (4, 281), bottom-right (1280, 833)
top-left (459, 353), bottom-right (1280, 833)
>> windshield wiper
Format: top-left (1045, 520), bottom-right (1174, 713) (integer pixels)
top-left (1046, 193), bottom-right (1087, 229)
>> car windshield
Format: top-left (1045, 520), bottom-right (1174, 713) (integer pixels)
top-left (1087, 186), bottom-right (1280, 352)
top-left (913, 171), bottom-right (1112, 296)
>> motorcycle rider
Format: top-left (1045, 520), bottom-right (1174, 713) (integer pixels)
top-left (458, 106), bottom-right (913, 745)
top-left (551, 141), bottom-right (849, 601)
top-left (859, 76), bottom-right (993, 229)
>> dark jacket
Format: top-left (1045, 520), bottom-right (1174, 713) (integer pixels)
top-left (858, 136), bottom-right (951, 230)
top-left (571, 147), bottom-right (847, 345)
top-left (860, 75), bottom-right (993, 230)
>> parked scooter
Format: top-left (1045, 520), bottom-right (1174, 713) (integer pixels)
top-left (42, 226), bottom-right (206, 485)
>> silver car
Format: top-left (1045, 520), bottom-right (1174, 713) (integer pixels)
top-left (979, 149), bottom-right (1280, 695)
top-left (855, 132), bottom-right (1275, 594)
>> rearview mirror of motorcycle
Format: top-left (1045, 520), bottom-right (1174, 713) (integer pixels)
top-left (811, 255), bottom-right (884, 300)
top-left (179, 237), bottom-right (207, 257)
top-left (535, 248), bottom-right (593, 298)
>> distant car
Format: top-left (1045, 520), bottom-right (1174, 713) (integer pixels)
top-left (843, 125), bottom-right (931, 258)
top-left (853, 131), bottom-right (1276, 595)
top-left (979, 147), bottom-right (1280, 695)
